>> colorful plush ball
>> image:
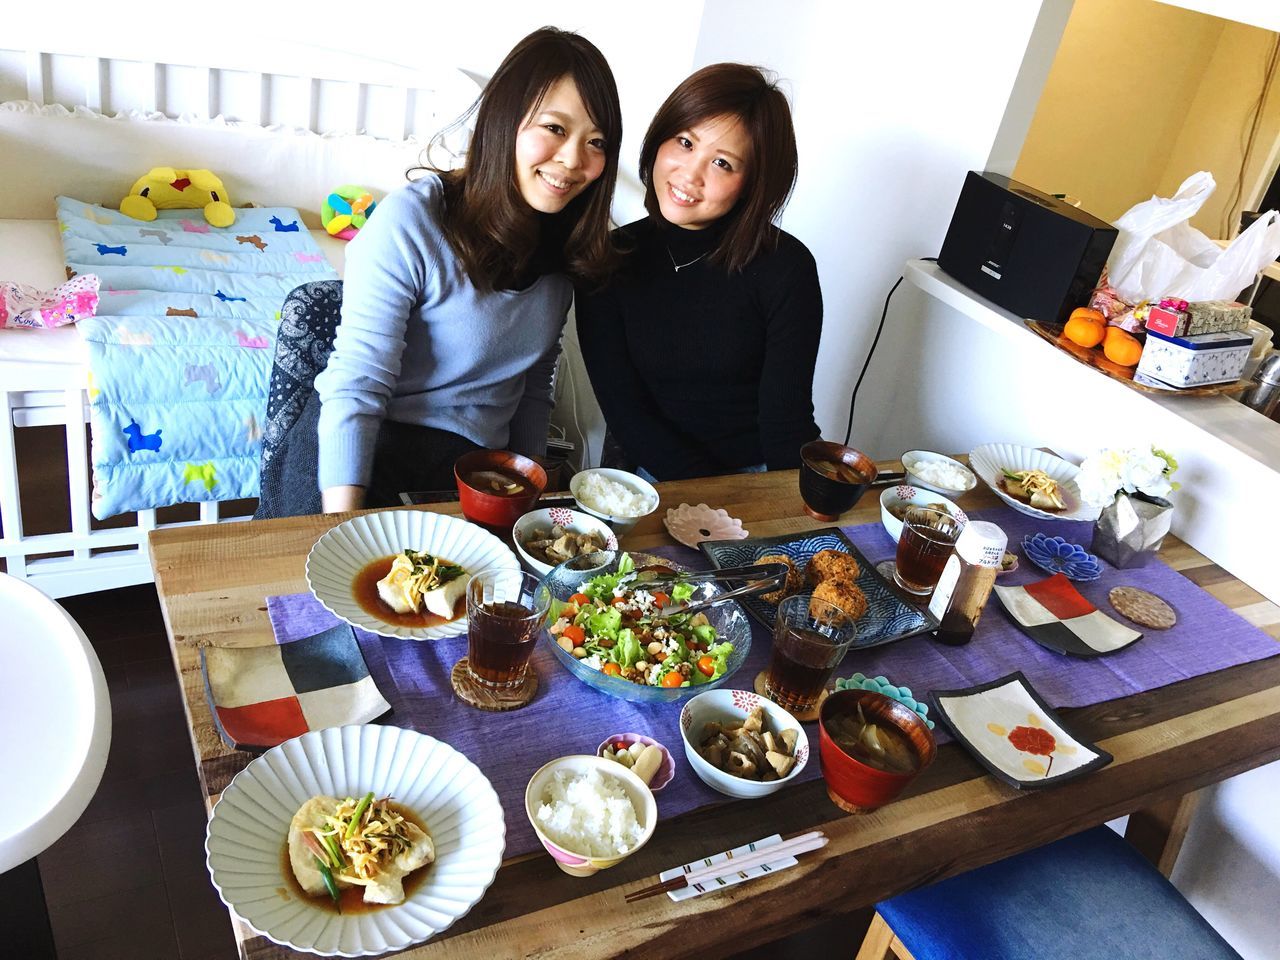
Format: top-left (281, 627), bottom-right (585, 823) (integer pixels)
top-left (321, 186), bottom-right (378, 240)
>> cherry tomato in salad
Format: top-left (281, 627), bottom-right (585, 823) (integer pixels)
top-left (562, 624), bottom-right (586, 645)
top-left (651, 591), bottom-right (670, 609)
top-left (661, 671), bottom-right (685, 688)
top-left (568, 593), bottom-right (591, 606)
top-left (697, 655), bottom-right (716, 677)
top-left (610, 596), bottom-right (628, 607)
top-left (602, 662), bottom-right (622, 676)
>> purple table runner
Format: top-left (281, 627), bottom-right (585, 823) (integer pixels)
top-left (266, 507), bottom-right (1277, 859)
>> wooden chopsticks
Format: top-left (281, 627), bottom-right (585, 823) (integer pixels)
top-left (624, 830), bottom-right (828, 903)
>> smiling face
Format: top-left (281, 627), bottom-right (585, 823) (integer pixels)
top-left (513, 75), bottom-right (609, 214)
top-left (652, 114), bottom-right (750, 230)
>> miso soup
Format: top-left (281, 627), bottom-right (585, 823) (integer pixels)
top-left (466, 468), bottom-right (527, 496)
top-left (804, 457), bottom-right (868, 485)
top-left (826, 711), bottom-right (920, 775)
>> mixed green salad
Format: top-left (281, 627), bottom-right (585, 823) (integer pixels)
top-left (547, 554), bottom-right (735, 689)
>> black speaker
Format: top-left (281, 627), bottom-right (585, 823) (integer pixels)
top-left (937, 171), bottom-right (1118, 324)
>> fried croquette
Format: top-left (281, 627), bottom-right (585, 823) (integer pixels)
top-left (757, 553), bottom-right (801, 603)
top-left (806, 548), bottom-right (861, 586)
top-left (811, 578), bottom-right (869, 621)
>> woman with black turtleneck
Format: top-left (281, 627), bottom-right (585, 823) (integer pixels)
top-left (575, 63), bottom-right (822, 482)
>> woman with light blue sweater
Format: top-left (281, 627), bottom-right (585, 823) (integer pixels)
top-left (257, 28), bottom-right (621, 517)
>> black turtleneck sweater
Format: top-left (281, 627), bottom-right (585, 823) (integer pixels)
top-left (575, 216), bottom-right (822, 481)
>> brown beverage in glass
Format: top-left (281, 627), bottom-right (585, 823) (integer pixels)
top-left (894, 507), bottom-right (964, 596)
top-left (766, 595), bottom-right (858, 713)
top-left (465, 570), bottom-right (549, 689)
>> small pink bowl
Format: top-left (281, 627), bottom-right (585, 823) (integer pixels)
top-left (596, 733), bottom-right (675, 791)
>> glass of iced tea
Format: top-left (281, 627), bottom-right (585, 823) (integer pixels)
top-left (465, 569), bottom-right (549, 688)
top-left (765, 594), bottom-right (859, 713)
top-left (894, 506), bottom-right (964, 596)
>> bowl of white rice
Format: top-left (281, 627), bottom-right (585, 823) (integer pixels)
top-left (901, 450), bottom-right (977, 498)
top-left (569, 468), bottom-right (659, 537)
top-left (525, 755), bottom-right (657, 876)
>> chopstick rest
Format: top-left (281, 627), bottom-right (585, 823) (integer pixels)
top-left (628, 831), bottom-right (827, 902)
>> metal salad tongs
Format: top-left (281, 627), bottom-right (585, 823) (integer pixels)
top-left (634, 562), bottom-right (790, 620)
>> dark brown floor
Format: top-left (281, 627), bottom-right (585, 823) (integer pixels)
top-left (40, 585), bottom-right (239, 960)
top-left (36, 583), bottom-right (863, 960)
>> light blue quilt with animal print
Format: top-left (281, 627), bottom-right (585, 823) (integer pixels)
top-left (57, 197), bottom-right (338, 519)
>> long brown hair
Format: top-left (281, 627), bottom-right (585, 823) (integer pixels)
top-left (415, 28), bottom-right (621, 290)
top-left (638, 63), bottom-right (798, 273)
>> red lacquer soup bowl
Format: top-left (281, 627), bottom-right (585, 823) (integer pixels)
top-left (454, 450), bottom-right (547, 529)
top-left (819, 690), bottom-right (936, 813)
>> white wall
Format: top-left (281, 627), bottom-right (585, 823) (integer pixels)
top-left (691, 0), bottom-right (1056, 450)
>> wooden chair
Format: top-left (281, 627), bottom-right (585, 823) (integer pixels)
top-left (855, 826), bottom-right (1241, 960)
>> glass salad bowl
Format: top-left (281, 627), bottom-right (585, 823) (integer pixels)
top-left (537, 551), bottom-right (752, 704)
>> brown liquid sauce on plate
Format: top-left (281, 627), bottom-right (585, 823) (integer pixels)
top-left (280, 802), bottom-right (432, 914)
top-left (352, 556), bottom-right (462, 628)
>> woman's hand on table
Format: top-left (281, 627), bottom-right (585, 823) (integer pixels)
top-left (322, 485), bottom-right (366, 513)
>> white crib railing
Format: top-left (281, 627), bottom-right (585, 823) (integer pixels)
top-left (0, 45), bottom-right (477, 140)
top-left (0, 47), bottom-right (479, 597)
top-left (0, 360), bottom-right (252, 598)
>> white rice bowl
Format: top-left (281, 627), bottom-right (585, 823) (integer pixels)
top-left (536, 767), bottom-right (642, 857)
top-left (576, 472), bottom-right (653, 518)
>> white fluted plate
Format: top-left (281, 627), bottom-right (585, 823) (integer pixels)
top-left (969, 443), bottom-right (1100, 523)
top-left (306, 510), bottom-right (518, 639)
top-left (205, 725), bottom-right (505, 957)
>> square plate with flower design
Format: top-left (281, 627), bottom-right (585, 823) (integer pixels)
top-left (932, 672), bottom-right (1112, 789)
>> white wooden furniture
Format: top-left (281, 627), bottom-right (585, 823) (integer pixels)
top-left (0, 45), bottom-right (478, 596)
top-left (0, 573), bottom-right (111, 872)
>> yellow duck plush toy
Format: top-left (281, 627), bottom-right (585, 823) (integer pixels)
top-left (120, 168), bottom-right (236, 228)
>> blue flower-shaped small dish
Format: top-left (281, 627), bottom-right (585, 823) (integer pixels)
top-left (1021, 533), bottom-right (1103, 582)
top-left (833, 672), bottom-right (934, 729)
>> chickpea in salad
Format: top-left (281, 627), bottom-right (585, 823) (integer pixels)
top-left (547, 554), bottom-right (734, 688)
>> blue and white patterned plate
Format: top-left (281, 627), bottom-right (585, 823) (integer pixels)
top-left (1022, 533), bottom-right (1103, 582)
top-left (699, 528), bottom-right (937, 650)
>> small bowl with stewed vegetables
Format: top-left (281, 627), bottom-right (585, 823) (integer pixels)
top-left (879, 485), bottom-right (968, 544)
top-left (679, 690), bottom-right (808, 800)
top-left (512, 507), bottom-right (618, 577)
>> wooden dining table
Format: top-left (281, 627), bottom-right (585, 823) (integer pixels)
top-left (148, 464), bottom-right (1280, 960)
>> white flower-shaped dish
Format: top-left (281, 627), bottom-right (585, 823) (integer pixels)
top-left (205, 725), bottom-right (505, 956)
top-left (306, 510), bottom-right (519, 640)
top-left (969, 443), bottom-right (1101, 523)
top-left (663, 503), bottom-right (748, 548)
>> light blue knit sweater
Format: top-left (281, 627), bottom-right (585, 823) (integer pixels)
top-left (314, 174), bottom-right (571, 490)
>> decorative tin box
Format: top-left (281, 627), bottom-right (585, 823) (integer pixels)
top-left (1136, 329), bottom-right (1252, 388)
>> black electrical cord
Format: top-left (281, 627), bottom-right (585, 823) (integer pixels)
top-left (843, 257), bottom-right (937, 447)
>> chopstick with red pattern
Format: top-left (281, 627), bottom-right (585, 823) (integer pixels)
top-left (624, 831), bottom-right (828, 902)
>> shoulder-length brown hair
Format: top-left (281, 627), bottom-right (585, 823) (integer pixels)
top-left (638, 63), bottom-right (797, 273)
top-left (415, 27), bottom-right (621, 290)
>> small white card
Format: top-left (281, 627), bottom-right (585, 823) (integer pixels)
top-left (661, 834), bottom-right (799, 901)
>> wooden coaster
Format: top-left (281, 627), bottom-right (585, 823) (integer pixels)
top-left (451, 658), bottom-right (538, 711)
top-left (754, 671), bottom-right (828, 722)
top-left (1109, 586), bottom-right (1177, 630)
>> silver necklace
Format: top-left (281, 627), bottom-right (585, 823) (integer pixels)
top-left (666, 247), bottom-right (708, 272)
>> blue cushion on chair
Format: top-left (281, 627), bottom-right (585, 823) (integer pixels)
top-left (878, 826), bottom-right (1240, 960)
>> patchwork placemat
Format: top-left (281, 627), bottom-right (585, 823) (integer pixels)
top-left (202, 623), bottom-right (389, 750)
top-left (264, 506), bottom-right (1278, 857)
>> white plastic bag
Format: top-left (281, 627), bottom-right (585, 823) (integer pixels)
top-left (1106, 171), bottom-right (1280, 304)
